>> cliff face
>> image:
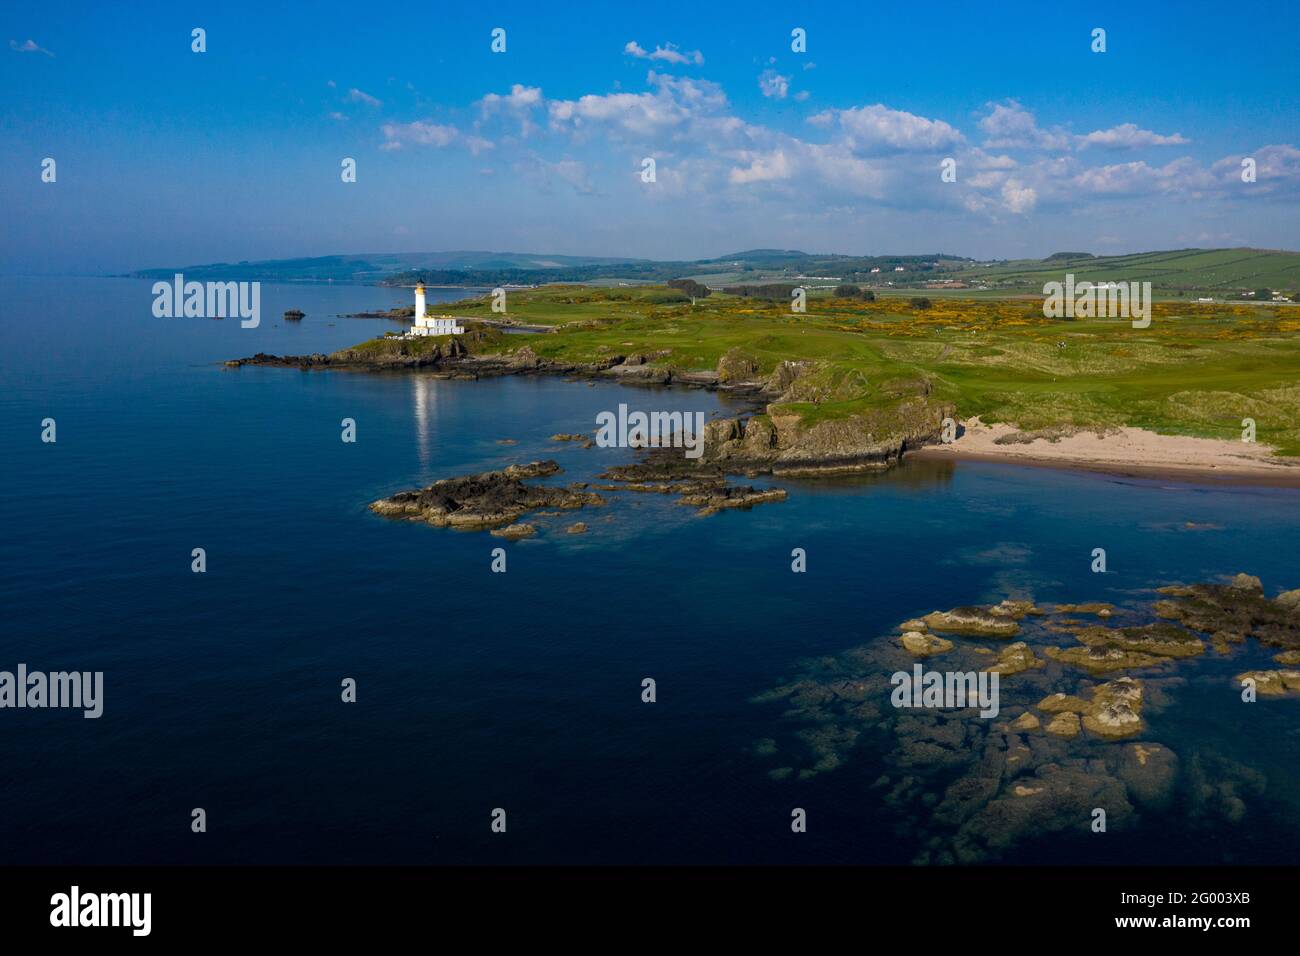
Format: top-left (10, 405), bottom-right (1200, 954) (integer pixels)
top-left (701, 356), bottom-right (954, 475)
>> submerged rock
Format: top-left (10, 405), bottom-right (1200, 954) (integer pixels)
top-left (948, 763), bottom-right (1134, 864)
top-left (1117, 743), bottom-right (1179, 811)
top-left (1212, 631), bottom-right (1246, 655)
top-left (1036, 692), bottom-right (1087, 713)
top-left (1053, 602), bottom-right (1115, 618)
top-left (1045, 713), bottom-right (1081, 737)
top-left (751, 576), bottom-right (1299, 864)
top-left (1010, 712), bottom-right (1041, 731)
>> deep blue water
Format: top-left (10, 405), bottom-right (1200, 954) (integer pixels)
top-left (1, 277), bottom-right (1298, 865)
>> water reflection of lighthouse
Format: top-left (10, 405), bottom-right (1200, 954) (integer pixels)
top-left (412, 375), bottom-right (434, 469)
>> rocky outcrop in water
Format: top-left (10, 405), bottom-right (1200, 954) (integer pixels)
top-left (900, 632), bottom-right (953, 657)
top-left (369, 461), bottom-right (603, 530)
top-left (1154, 576), bottom-right (1300, 654)
top-left (985, 641), bottom-right (1043, 676)
top-left (596, 448), bottom-right (788, 517)
top-left (1234, 669), bottom-right (1300, 695)
top-left (922, 606), bottom-right (1022, 638)
top-left (752, 573), bottom-right (1300, 863)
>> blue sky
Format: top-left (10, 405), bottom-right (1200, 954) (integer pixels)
top-left (4, 0), bottom-right (1299, 273)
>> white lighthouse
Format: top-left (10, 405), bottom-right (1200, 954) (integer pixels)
top-left (408, 282), bottom-right (464, 337)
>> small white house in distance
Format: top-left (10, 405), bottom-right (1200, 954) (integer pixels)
top-left (409, 282), bottom-right (464, 336)
top-left (894, 266), bottom-right (905, 272)
top-left (870, 267), bottom-right (881, 273)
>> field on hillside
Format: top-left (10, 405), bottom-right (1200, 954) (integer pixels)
top-left (433, 285), bottom-right (1300, 455)
top-left (947, 248), bottom-right (1300, 295)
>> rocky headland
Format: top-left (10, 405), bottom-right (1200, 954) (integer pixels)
top-left (227, 330), bottom-right (955, 479)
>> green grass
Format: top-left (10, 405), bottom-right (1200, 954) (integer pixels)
top-left (363, 285), bottom-right (1300, 455)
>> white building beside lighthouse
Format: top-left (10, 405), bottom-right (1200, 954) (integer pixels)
top-left (409, 282), bottom-right (464, 337)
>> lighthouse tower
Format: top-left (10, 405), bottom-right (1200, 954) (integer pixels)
top-left (414, 282), bottom-right (427, 322)
top-left (409, 281), bottom-right (465, 337)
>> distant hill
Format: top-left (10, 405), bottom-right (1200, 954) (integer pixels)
top-left (128, 251), bottom-right (649, 284)
top-left (127, 249), bottom-right (973, 287)
top-left (126, 247), bottom-right (1300, 294)
top-left (950, 248), bottom-right (1300, 294)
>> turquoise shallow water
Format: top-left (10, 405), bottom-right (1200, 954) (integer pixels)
top-left (1, 277), bottom-right (1298, 864)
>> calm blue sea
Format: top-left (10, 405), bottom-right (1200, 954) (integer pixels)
top-left (1, 276), bottom-right (1298, 865)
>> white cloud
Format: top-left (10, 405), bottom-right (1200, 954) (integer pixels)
top-left (817, 104), bottom-right (964, 154)
top-left (759, 69), bottom-right (790, 100)
top-left (1210, 144), bottom-right (1300, 194)
top-left (1070, 158), bottom-right (1205, 196)
top-left (623, 40), bottom-right (704, 65)
top-left (969, 149), bottom-right (1017, 170)
top-left (346, 88), bottom-right (382, 108)
top-left (380, 121), bottom-right (494, 155)
top-left (479, 84), bottom-right (544, 136)
top-left (480, 85), bottom-right (542, 111)
top-left (9, 38), bottom-right (54, 57)
top-left (1079, 123), bottom-right (1190, 149)
top-left (729, 149), bottom-right (794, 184)
top-left (978, 99), bottom-right (1071, 150)
top-left (1000, 179), bottom-right (1038, 213)
top-left (374, 68), bottom-right (1300, 229)
top-left (549, 71), bottom-right (728, 140)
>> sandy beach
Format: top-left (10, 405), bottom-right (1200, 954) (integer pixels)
top-left (911, 417), bottom-right (1300, 486)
